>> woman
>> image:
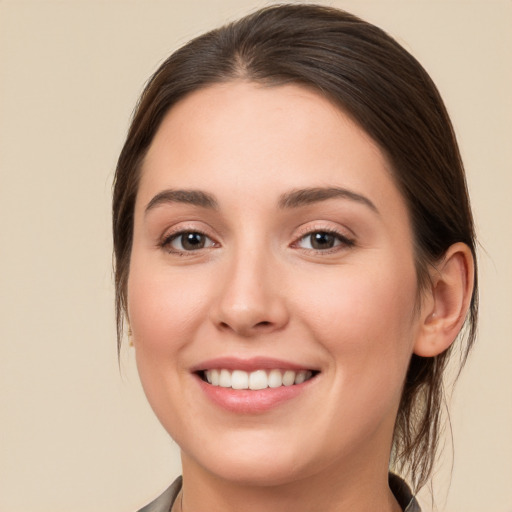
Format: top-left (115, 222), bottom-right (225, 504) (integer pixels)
top-left (113, 4), bottom-right (477, 511)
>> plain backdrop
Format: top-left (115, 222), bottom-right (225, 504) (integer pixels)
top-left (0, 1), bottom-right (511, 511)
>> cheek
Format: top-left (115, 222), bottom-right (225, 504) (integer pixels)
top-left (127, 263), bottom-right (209, 354)
top-left (126, 262), bottom-right (211, 431)
top-left (296, 261), bottom-right (419, 385)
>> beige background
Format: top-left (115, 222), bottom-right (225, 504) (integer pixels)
top-left (0, 1), bottom-right (510, 511)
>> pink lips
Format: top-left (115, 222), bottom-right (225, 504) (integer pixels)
top-left (192, 357), bottom-right (318, 414)
top-left (191, 356), bottom-right (312, 373)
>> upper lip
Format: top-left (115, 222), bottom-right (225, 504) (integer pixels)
top-left (190, 356), bottom-right (319, 373)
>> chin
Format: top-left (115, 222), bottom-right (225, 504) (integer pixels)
top-left (179, 427), bottom-right (333, 488)
top-left (196, 454), bottom-right (310, 487)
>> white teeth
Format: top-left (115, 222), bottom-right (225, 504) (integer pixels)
top-left (268, 369), bottom-right (283, 388)
top-left (249, 370), bottom-right (267, 390)
top-left (282, 370), bottom-right (296, 386)
top-left (294, 370), bottom-right (307, 384)
top-left (231, 370), bottom-right (249, 390)
top-left (203, 369), bottom-right (315, 390)
top-left (219, 369), bottom-right (231, 388)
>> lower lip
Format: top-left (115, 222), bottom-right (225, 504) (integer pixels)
top-left (195, 374), bottom-right (316, 413)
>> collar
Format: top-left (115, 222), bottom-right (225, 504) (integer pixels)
top-left (138, 474), bottom-right (421, 512)
top-left (389, 473), bottom-right (421, 512)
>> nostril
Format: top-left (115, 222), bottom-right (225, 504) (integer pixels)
top-left (218, 320), bottom-right (272, 330)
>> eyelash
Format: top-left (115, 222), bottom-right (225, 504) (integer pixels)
top-left (160, 229), bottom-right (217, 255)
top-left (292, 228), bottom-right (355, 254)
top-left (159, 227), bottom-right (355, 256)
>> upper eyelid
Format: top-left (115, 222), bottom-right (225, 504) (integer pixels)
top-left (164, 230), bottom-right (214, 243)
top-left (160, 222), bottom-right (217, 241)
top-left (292, 222), bottom-right (356, 240)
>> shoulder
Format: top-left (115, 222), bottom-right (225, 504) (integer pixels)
top-left (137, 476), bottom-right (182, 512)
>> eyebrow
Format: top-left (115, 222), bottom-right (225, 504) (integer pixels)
top-left (144, 186), bottom-right (378, 215)
top-left (145, 189), bottom-right (218, 214)
top-left (278, 187), bottom-right (379, 213)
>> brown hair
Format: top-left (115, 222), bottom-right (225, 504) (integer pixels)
top-left (113, 3), bottom-right (477, 492)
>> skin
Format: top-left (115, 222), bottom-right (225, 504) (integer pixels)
top-left (128, 82), bottom-right (440, 512)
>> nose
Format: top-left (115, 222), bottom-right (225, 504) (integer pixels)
top-left (210, 250), bottom-right (290, 337)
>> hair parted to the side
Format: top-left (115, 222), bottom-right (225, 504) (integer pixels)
top-left (113, 3), bottom-right (477, 493)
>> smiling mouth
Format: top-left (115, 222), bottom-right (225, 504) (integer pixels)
top-left (198, 369), bottom-right (318, 390)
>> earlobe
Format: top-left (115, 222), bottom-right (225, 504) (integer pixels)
top-left (414, 243), bottom-right (474, 357)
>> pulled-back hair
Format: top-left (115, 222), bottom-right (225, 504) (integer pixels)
top-left (113, 3), bottom-right (478, 492)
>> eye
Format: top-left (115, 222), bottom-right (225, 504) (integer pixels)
top-left (296, 231), bottom-right (354, 251)
top-left (164, 231), bottom-right (216, 252)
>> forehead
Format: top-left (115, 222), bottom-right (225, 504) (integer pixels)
top-left (137, 81), bottom-right (404, 218)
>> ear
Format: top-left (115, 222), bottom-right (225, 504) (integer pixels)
top-left (414, 243), bottom-right (475, 357)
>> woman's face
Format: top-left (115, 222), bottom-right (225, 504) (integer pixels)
top-left (128, 82), bottom-right (425, 485)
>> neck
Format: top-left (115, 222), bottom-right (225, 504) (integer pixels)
top-left (179, 452), bottom-right (402, 512)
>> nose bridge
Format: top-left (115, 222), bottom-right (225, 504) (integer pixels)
top-left (212, 236), bottom-right (288, 335)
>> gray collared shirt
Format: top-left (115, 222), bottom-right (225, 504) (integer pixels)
top-left (137, 474), bottom-right (421, 512)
